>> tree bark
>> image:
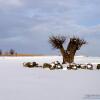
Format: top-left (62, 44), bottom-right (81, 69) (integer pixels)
top-left (59, 47), bottom-right (66, 64)
top-left (63, 50), bottom-right (76, 64)
top-left (59, 48), bottom-right (76, 64)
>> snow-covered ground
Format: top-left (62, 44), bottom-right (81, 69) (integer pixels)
top-left (0, 56), bottom-right (100, 100)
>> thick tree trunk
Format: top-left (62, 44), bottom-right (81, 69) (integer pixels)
top-left (59, 47), bottom-right (66, 64)
top-left (59, 45), bottom-right (77, 64)
top-left (59, 49), bottom-right (75, 64)
top-left (63, 50), bottom-right (76, 64)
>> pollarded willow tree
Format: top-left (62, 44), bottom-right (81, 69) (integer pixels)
top-left (49, 35), bottom-right (86, 64)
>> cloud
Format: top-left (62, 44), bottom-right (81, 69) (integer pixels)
top-left (0, 0), bottom-right (23, 10)
top-left (0, 0), bottom-right (100, 56)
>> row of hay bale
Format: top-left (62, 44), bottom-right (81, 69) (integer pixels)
top-left (67, 63), bottom-right (93, 70)
top-left (69, 63), bottom-right (100, 70)
top-left (65, 63), bottom-right (100, 70)
top-left (43, 61), bottom-right (63, 70)
top-left (23, 61), bottom-right (63, 70)
top-left (23, 61), bottom-right (100, 70)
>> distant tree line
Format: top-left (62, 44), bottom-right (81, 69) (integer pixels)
top-left (0, 49), bottom-right (17, 56)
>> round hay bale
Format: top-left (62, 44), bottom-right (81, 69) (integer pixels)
top-left (43, 63), bottom-right (52, 69)
top-left (87, 64), bottom-right (93, 70)
top-left (80, 64), bottom-right (87, 69)
top-left (55, 64), bottom-right (63, 69)
top-left (97, 64), bottom-right (100, 69)
top-left (32, 62), bottom-right (38, 67)
top-left (23, 62), bottom-right (34, 68)
top-left (67, 63), bottom-right (77, 70)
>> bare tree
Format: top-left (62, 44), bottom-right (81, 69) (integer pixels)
top-left (9, 49), bottom-right (15, 56)
top-left (49, 35), bottom-right (86, 64)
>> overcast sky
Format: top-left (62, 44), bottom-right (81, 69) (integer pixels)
top-left (0, 0), bottom-right (100, 56)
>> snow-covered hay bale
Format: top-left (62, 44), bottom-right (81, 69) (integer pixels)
top-left (23, 62), bottom-right (34, 68)
top-left (67, 63), bottom-right (77, 70)
top-left (87, 64), bottom-right (93, 70)
top-left (43, 63), bottom-right (52, 69)
top-left (51, 61), bottom-right (63, 69)
top-left (43, 61), bottom-right (63, 70)
top-left (80, 64), bottom-right (87, 69)
top-left (23, 62), bottom-right (38, 68)
top-left (97, 64), bottom-right (100, 69)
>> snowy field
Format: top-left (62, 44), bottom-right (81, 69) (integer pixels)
top-left (0, 56), bottom-right (100, 100)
